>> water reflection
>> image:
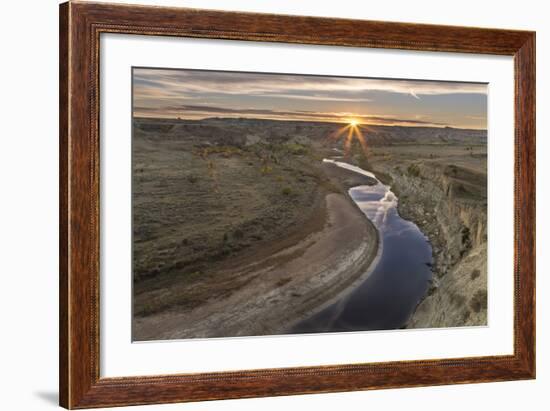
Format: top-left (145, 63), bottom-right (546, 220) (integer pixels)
top-left (292, 160), bottom-right (432, 333)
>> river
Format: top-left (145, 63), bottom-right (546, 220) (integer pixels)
top-left (292, 159), bottom-right (433, 333)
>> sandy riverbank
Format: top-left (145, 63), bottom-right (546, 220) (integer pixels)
top-left (132, 116), bottom-right (381, 340)
top-left (133, 191), bottom-right (378, 340)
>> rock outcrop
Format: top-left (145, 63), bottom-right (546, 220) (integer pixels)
top-left (373, 160), bottom-right (488, 328)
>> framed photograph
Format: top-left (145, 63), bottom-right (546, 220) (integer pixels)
top-left (59, 2), bottom-right (535, 408)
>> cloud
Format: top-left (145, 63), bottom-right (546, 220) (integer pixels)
top-left (133, 68), bottom-right (487, 103)
top-left (134, 103), bottom-right (449, 127)
top-left (410, 90), bottom-right (420, 100)
top-left (132, 68), bottom-right (487, 129)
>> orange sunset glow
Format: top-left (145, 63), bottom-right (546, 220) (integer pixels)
top-left (133, 68), bottom-right (488, 130)
top-left (329, 120), bottom-right (369, 157)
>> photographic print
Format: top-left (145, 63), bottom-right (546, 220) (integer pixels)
top-left (60, 5), bottom-right (535, 406)
top-left (131, 68), bottom-right (488, 341)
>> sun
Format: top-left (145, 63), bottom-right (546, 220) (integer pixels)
top-left (328, 119), bottom-right (369, 158)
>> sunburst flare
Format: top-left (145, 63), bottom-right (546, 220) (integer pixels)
top-left (328, 120), bottom-right (370, 158)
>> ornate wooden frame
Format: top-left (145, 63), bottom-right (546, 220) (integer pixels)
top-left (59, 1), bottom-right (536, 408)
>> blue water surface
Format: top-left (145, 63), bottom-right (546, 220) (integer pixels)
top-left (292, 160), bottom-right (432, 333)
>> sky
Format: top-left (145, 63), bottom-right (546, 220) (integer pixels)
top-left (133, 68), bottom-right (487, 129)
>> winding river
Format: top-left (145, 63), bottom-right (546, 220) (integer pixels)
top-left (292, 159), bottom-right (433, 333)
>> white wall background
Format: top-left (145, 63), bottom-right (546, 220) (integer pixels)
top-left (0, 0), bottom-right (546, 410)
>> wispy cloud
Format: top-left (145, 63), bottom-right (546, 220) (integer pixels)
top-left (410, 90), bottom-right (420, 100)
top-left (132, 68), bottom-right (488, 129)
top-left (134, 104), bottom-right (449, 127)
top-left (134, 68), bottom-right (486, 97)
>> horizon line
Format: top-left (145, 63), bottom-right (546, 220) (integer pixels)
top-left (132, 114), bottom-right (488, 131)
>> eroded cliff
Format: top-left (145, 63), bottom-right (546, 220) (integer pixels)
top-left (369, 147), bottom-right (487, 328)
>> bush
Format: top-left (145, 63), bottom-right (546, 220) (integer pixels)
top-left (470, 289), bottom-right (488, 313)
top-left (375, 170), bottom-right (393, 185)
top-left (260, 165), bottom-right (272, 175)
top-left (407, 163), bottom-right (421, 177)
top-left (284, 143), bottom-right (309, 155)
top-left (233, 228), bottom-right (245, 239)
top-left (470, 269), bottom-right (481, 280)
top-left (460, 309), bottom-right (471, 323)
top-left (450, 293), bottom-right (466, 307)
top-left (187, 174), bottom-right (199, 184)
top-left (281, 186), bottom-right (293, 196)
top-left (461, 226), bottom-right (471, 248)
top-left (196, 145), bottom-right (243, 158)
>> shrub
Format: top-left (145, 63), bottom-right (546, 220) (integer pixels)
top-left (470, 289), bottom-right (488, 313)
top-left (470, 269), bottom-right (481, 280)
top-left (375, 170), bottom-right (393, 185)
top-left (450, 293), bottom-right (466, 307)
top-left (461, 309), bottom-right (471, 323)
top-left (461, 226), bottom-right (471, 247)
top-left (187, 174), bottom-right (199, 184)
top-left (198, 145), bottom-right (243, 158)
top-left (407, 163), bottom-right (421, 177)
top-left (284, 143), bottom-right (309, 155)
top-left (260, 165), bottom-right (272, 175)
top-left (281, 186), bottom-right (293, 196)
top-left (233, 228), bottom-right (245, 239)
